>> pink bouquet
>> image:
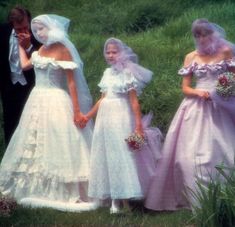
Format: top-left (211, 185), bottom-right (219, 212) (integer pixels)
top-left (125, 132), bottom-right (146, 151)
top-left (215, 72), bottom-right (235, 99)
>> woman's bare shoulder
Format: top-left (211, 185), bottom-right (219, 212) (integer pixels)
top-left (221, 45), bottom-right (233, 59)
top-left (184, 50), bottom-right (197, 67)
top-left (52, 43), bottom-right (72, 61)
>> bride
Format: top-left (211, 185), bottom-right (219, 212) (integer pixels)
top-left (0, 14), bottom-right (95, 212)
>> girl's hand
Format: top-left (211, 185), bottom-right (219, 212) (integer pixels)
top-left (74, 112), bottom-right (88, 128)
top-left (196, 89), bottom-right (210, 100)
top-left (84, 114), bottom-right (91, 122)
top-left (135, 124), bottom-right (144, 138)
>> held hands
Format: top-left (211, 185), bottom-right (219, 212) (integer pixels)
top-left (74, 112), bottom-right (88, 129)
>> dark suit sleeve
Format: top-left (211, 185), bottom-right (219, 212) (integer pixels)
top-left (0, 23), bottom-right (12, 92)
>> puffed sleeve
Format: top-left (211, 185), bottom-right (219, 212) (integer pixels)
top-left (226, 57), bottom-right (235, 68)
top-left (178, 63), bottom-right (196, 76)
top-left (122, 69), bottom-right (148, 95)
top-left (98, 68), bottom-right (110, 93)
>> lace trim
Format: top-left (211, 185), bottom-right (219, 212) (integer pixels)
top-left (98, 68), bottom-right (144, 95)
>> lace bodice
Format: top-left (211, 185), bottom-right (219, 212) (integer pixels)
top-left (31, 51), bottom-right (78, 89)
top-left (178, 59), bottom-right (235, 90)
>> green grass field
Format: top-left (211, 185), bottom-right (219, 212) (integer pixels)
top-left (0, 205), bottom-right (193, 226)
top-left (0, 0), bottom-right (235, 225)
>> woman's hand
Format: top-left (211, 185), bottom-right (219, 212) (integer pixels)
top-left (196, 89), bottom-right (210, 100)
top-left (74, 112), bottom-right (88, 128)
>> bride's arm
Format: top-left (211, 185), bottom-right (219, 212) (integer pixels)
top-left (62, 47), bottom-right (87, 128)
top-left (19, 45), bottom-right (33, 70)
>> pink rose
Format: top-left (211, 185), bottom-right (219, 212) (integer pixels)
top-left (218, 75), bottom-right (229, 86)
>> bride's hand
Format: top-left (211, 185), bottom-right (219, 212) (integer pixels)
top-left (74, 112), bottom-right (88, 128)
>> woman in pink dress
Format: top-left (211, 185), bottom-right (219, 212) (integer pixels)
top-left (145, 18), bottom-right (235, 211)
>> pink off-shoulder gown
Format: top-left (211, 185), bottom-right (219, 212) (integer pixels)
top-left (145, 60), bottom-right (235, 211)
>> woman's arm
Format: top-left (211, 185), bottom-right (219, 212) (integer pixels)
top-left (19, 45), bottom-right (33, 70)
top-left (62, 48), bottom-right (86, 128)
top-left (182, 75), bottom-right (209, 99)
top-left (128, 89), bottom-right (144, 136)
top-left (66, 68), bottom-right (88, 128)
top-left (181, 53), bottom-right (210, 100)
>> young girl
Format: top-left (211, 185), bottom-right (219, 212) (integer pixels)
top-left (85, 37), bottom-right (158, 213)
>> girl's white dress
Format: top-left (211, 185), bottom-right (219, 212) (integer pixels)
top-left (88, 67), bottom-right (146, 200)
top-left (0, 52), bottom-right (94, 211)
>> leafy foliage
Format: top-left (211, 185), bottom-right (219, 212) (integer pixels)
top-left (190, 165), bottom-right (235, 227)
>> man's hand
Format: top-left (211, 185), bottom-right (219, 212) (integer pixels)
top-left (17, 32), bottom-right (31, 49)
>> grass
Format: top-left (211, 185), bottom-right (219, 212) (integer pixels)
top-left (0, 204), bottom-right (193, 226)
top-left (1, 0), bottom-right (234, 133)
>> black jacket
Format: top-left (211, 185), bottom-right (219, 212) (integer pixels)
top-left (0, 22), bottom-right (41, 145)
top-left (0, 22), bottom-right (41, 92)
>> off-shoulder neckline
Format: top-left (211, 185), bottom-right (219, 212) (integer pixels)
top-left (33, 51), bottom-right (75, 64)
top-left (184, 59), bottom-right (227, 68)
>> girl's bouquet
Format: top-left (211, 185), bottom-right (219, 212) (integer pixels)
top-left (125, 112), bottom-right (163, 195)
top-left (125, 132), bottom-right (146, 151)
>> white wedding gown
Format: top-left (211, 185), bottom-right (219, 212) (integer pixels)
top-left (0, 51), bottom-right (96, 211)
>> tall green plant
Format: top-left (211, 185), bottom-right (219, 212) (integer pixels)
top-left (189, 166), bottom-right (235, 227)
